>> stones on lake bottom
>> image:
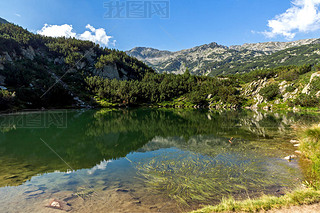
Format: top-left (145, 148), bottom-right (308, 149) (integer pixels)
top-left (116, 189), bottom-right (129, 193)
top-left (45, 199), bottom-right (72, 211)
top-left (24, 189), bottom-right (45, 198)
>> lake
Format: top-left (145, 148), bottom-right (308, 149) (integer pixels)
top-left (0, 109), bottom-right (319, 212)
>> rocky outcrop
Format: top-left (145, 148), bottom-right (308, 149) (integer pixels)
top-left (93, 64), bottom-right (127, 80)
top-left (278, 80), bottom-right (298, 102)
top-left (230, 38), bottom-right (320, 53)
top-left (21, 46), bottom-right (36, 60)
top-left (302, 72), bottom-right (320, 94)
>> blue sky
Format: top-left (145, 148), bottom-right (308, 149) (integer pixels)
top-left (1, 0), bottom-right (320, 51)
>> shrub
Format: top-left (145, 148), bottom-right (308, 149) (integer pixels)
top-left (294, 93), bottom-right (320, 108)
top-left (310, 77), bottom-right (320, 94)
top-left (285, 85), bottom-right (296, 93)
top-left (0, 90), bottom-right (15, 110)
top-left (259, 84), bottom-right (281, 101)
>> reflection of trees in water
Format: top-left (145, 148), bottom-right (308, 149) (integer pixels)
top-left (87, 109), bottom-right (320, 142)
top-left (0, 109), bottom-right (319, 187)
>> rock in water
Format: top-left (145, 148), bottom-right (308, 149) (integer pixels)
top-left (45, 199), bottom-right (72, 211)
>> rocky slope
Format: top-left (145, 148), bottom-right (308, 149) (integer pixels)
top-left (229, 38), bottom-right (320, 53)
top-left (240, 71), bottom-right (320, 111)
top-left (127, 39), bottom-right (320, 76)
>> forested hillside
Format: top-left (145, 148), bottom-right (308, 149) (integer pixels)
top-left (0, 21), bottom-right (153, 110)
top-left (1, 19), bottom-right (320, 111)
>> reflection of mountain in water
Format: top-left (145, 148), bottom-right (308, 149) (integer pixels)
top-left (0, 109), bottom-right (319, 187)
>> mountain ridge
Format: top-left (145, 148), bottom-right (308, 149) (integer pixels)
top-left (126, 38), bottom-right (320, 76)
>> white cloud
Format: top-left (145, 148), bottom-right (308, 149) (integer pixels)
top-left (78, 24), bottom-right (113, 47)
top-left (37, 24), bottom-right (115, 47)
top-left (14, 13), bottom-right (21, 17)
top-left (37, 24), bottom-right (77, 38)
top-left (263, 0), bottom-right (320, 39)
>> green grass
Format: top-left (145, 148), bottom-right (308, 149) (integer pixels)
top-left (191, 124), bottom-right (320, 213)
top-left (191, 189), bottom-right (320, 213)
top-left (299, 125), bottom-right (320, 190)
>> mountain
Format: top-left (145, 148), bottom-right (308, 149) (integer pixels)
top-left (126, 38), bottom-right (320, 76)
top-left (229, 38), bottom-right (320, 53)
top-left (0, 17), bottom-right (8, 24)
top-left (0, 18), bottom-right (153, 110)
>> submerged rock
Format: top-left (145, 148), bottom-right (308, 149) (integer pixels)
top-left (116, 189), bottom-right (129, 193)
top-left (45, 199), bottom-right (72, 211)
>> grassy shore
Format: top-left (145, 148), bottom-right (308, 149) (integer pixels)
top-left (191, 125), bottom-right (320, 213)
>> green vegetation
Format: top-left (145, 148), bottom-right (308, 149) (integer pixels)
top-left (0, 22), bottom-right (320, 111)
top-left (207, 43), bottom-right (320, 76)
top-left (299, 125), bottom-right (320, 190)
top-left (310, 77), bottom-right (320, 94)
top-left (0, 90), bottom-right (15, 110)
top-left (192, 123), bottom-right (320, 213)
top-left (85, 72), bottom-right (242, 107)
top-left (285, 85), bottom-right (296, 93)
top-left (294, 94), bottom-right (320, 108)
top-left (233, 64), bottom-right (312, 83)
top-left (259, 83), bottom-right (281, 101)
top-left (191, 189), bottom-right (320, 213)
top-left (134, 146), bottom-right (299, 209)
top-left (0, 22), bottom-right (153, 110)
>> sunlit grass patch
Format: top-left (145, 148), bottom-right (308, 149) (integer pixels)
top-left (191, 189), bottom-right (320, 213)
top-left (299, 124), bottom-right (320, 190)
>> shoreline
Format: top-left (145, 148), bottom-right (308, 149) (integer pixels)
top-left (1, 104), bottom-right (319, 115)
